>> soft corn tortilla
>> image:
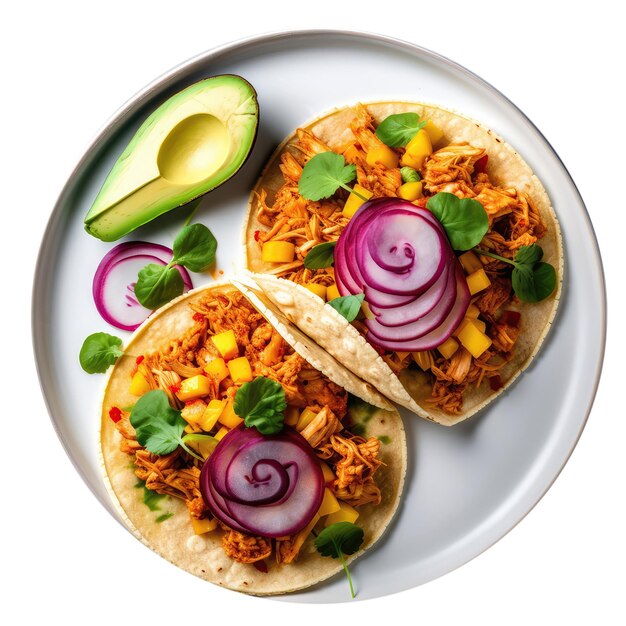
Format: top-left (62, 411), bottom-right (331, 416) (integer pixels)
top-left (100, 280), bottom-right (407, 595)
top-left (243, 102), bottom-right (563, 426)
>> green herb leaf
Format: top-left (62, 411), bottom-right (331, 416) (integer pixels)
top-left (298, 152), bottom-right (357, 201)
top-left (375, 112), bottom-right (426, 147)
top-left (234, 376), bottom-right (287, 435)
top-left (475, 244), bottom-right (557, 303)
top-left (79, 332), bottom-right (123, 374)
top-left (130, 390), bottom-right (200, 458)
top-left (181, 433), bottom-right (219, 457)
top-left (134, 263), bottom-right (184, 310)
top-left (314, 522), bottom-right (365, 598)
top-left (328, 294), bottom-right (365, 322)
top-left (400, 166), bottom-right (421, 183)
top-left (156, 512), bottom-right (174, 523)
top-left (304, 241), bottom-right (336, 269)
top-left (143, 486), bottom-right (166, 511)
top-left (173, 223), bottom-right (217, 272)
top-left (426, 192), bottom-right (489, 251)
top-left (512, 260), bottom-right (556, 303)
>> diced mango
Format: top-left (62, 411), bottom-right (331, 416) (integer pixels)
top-left (465, 303), bottom-right (480, 319)
top-left (401, 129), bottom-right (432, 169)
top-left (227, 356), bottom-right (253, 384)
top-left (283, 405), bottom-right (300, 427)
top-left (471, 318), bottom-right (486, 334)
top-left (129, 371), bottom-right (151, 396)
top-left (300, 513), bottom-right (321, 540)
top-left (423, 119), bottom-right (444, 146)
top-left (204, 357), bottom-right (228, 383)
top-left (343, 143), bottom-right (360, 162)
top-left (199, 399), bottom-right (226, 432)
top-left (320, 462), bottom-right (336, 484)
top-left (318, 488), bottom-right (341, 517)
top-left (184, 423), bottom-right (201, 434)
top-left (412, 350), bottom-right (433, 371)
top-left (176, 375), bottom-right (212, 402)
top-left (211, 329), bottom-right (238, 360)
top-left (466, 268), bottom-right (491, 295)
top-left (455, 317), bottom-right (486, 337)
top-left (218, 400), bottom-right (243, 429)
top-left (326, 284), bottom-right (341, 301)
top-left (296, 407), bottom-right (318, 431)
top-left (398, 181), bottom-right (423, 201)
top-left (366, 145), bottom-right (399, 169)
top-left (262, 241), bottom-right (295, 263)
top-left (186, 435), bottom-right (219, 459)
top-left (457, 321), bottom-right (492, 358)
top-left (191, 517), bottom-right (218, 535)
top-left (343, 184), bottom-right (373, 218)
top-left (214, 426), bottom-right (230, 441)
top-left (325, 502), bottom-right (359, 526)
top-left (304, 283), bottom-right (327, 300)
top-left (437, 336), bottom-right (460, 360)
top-left (458, 251), bottom-right (483, 275)
top-left (181, 399), bottom-right (207, 427)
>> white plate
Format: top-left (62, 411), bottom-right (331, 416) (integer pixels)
top-left (32, 31), bottom-right (605, 602)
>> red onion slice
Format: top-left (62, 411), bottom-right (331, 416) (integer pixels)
top-left (200, 426), bottom-right (324, 538)
top-left (92, 241), bottom-right (193, 331)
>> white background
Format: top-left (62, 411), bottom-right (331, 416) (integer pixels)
top-left (3, 1), bottom-right (623, 624)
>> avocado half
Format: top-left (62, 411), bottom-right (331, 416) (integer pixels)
top-left (84, 75), bottom-right (259, 241)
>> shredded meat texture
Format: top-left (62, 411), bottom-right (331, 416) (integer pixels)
top-left (275, 521), bottom-right (316, 565)
top-left (222, 530), bottom-right (272, 564)
top-left (299, 406), bottom-right (342, 449)
top-left (318, 434), bottom-right (383, 506)
top-left (475, 277), bottom-right (512, 315)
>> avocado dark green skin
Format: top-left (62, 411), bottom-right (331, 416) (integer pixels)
top-left (84, 75), bottom-right (259, 241)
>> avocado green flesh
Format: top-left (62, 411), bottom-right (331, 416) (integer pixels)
top-left (84, 75), bottom-right (258, 241)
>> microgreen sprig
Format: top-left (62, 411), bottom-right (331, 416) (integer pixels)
top-left (298, 152), bottom-right (368, 202)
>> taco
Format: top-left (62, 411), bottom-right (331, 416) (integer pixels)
top-left (244, 102), bottom-right (563, 426)
top-left (100, 279), bottom-right (406, 595)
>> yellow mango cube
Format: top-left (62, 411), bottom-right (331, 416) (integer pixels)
top-left (304, 283), bottom-right (327, 300)
top-left (214, 426), bottom-right (230, 441)
top-left (423, 119), bottom-right (444, 146)
top-left (466, 268), bottom-right (491, 295)
top-left (199, 399), bottom-right (226, 432)
top-left (296, 407), bottom-right (318, 431)
top-left (320, 462), bottom-right (336, 484)
top-left (129, 371), bottom-right (151, 396)
top-left (343, 184), bottom-right (373, 218)
top-left (457, 321), bottom-right (492, 358)
top-left (459, 251), bottom-right (483, 275)
top-left (326, 284), bottom-right (341, 301)
top-left (204, 358), bottom-right (228, 383)
top-left (465, 304), bottom-right (480, 319)
top-left (401, 129), bottom-right (432, 169)
top-left (283, 405), bottom-right (300, 427)
top-left (211, 329), bottom-right (238, 360)
top-left (191, 517), bottom-right (218, 535)
top-left (437, 336), bottom-right (460, 360)
top-left (325, 502), bottom-right (359, 526)
top-left (218, 400), bottom-right (244, 429)
top-left (181, 399), bottom-right (207, 427)
top-left (318, 488), bottom-right (341, 517)
top-left (177, 376), bottom-right (212, 402)
top-left (366, 145), bottom-right (399, 169)
top-left (227, 356), bottom-right (253, 384)
top-left (398, 181), bottom-right (423, 201)
top-left (184, 423), bottom-right (201, 434)
top-left (472, 318), bottom-right (487, 334)
top-left (261, 241), bottom-right (295, 263)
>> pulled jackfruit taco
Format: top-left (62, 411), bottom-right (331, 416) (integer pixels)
top-left (100, 278), bottom-right (406, 595)
top-left (244, 102), bottom-right (563, 426)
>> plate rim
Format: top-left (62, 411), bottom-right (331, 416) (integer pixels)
top-left (31, 28), bottom-right (607, 596)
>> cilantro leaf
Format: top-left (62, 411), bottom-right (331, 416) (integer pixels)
top-left (314, 522), bottom-right (365, 598)
top-left (375, 112), bottom-right (426, 147)
top-left (304, 241), bottom-right (336, 270)
top-left (298, 152), bottom-right (357, 201)
top-left (234, 376), bottom-right (287, 435)
top-left (130, 390), bottom-right (201, 459)
top-left (476, 244), bottom-right (557, 303)
top-left (79, 332), bottom-right (123, 374)
top-left (134, 263), bottom-right (184, 310)
top-left (426, 192), bottom-right (489, 251)
top-left (173, 223), bottom-right (217, 272)
top-left (328, 294), bottom-right (365, 322)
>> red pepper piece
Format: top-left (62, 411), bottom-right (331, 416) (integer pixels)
top-left (254, 230), bottom-right (261, 242)
top-left (474, 155), bottom-right (488, 174)
top-left (109, 407), bottom-right (122, 423)
top-left (135, 355), bottom-right (145, 365)
top-left (192, 312), bottom-right (204, 322)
